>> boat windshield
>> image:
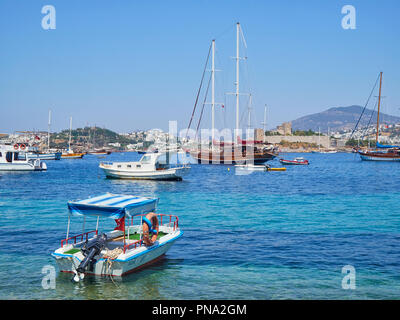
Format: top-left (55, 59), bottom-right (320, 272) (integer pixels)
top-left (140, 155), bottom-right (152, 164)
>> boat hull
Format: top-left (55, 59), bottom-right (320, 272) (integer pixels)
top-left (0, 162), bottom-right (47, 171)
top-left (27, 152), bottom-right (62, 160)
top-left (61, 153), bottom-right (85, 159)
top-left (279, 159), bottom-right (309, 165)
top-left (100, 165), bottom-right (190, 181)
top-left (359, 152), bottom-right (400, 161)
top-left (191, 151), bottom-right (277, 164)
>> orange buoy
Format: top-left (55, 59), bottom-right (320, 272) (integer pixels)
top-left (142, 212), bottom-right (159, 246)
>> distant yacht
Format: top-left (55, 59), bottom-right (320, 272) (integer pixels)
top-left (61, 117), bottom-right (85, 159)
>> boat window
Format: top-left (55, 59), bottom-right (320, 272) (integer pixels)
top-left (117, 165), bottom-right (121, 168)
top-left (140, 155), bottom-right (151, 164)
top-left (0, 152), bottom-right (2, 157)
top-left (136, 164), bottom-right (141, 168)
top-left (14, 152), bottom-right (19, 161)
top-left (6, 152), bottom-right (13, 163)
top-left (127, 165), bottom-right (131, 168)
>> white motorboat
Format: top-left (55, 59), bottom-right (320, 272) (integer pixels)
top-left (99, 152), bottom-right (190, 181)
top-left (234, 163), bottom-right (269, 171)
top-left (52, 193), bottom-right (183, 280)
top-left (0, 144), bottom-right (47, 171)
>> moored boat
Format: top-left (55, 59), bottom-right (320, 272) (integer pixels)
top-left (52, 193), bottom-right (182, 280)
top-left (61, 149), bottom-right (85, 159)
top-left (87, 149), bottom-right (112, 156)
top-left (279, 157), bottom-right (309, 165)
top-left (234, 163), bottom-right (268, 172)
top-left (0, 144), bottom-right (47, 171)
top-left (61, 116), bottom-right (85, 159)
top-left (357, 72), bottom-right (400, 161)
top-left (99, 152), bottom-right (190, 181)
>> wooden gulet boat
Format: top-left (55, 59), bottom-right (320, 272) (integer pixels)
top-left (358, 72), bottom-right (400, 161)
top-left (186, 23), bottom-right (278, 165)
top-left (52, 193), bottom-right (183, 280)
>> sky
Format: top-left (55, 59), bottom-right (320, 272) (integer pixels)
top-left (0, 0), bottom-right (399, 134)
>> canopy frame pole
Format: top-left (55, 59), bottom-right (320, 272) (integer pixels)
top-left (95, 216), bottom-right (99, 234)
top-left (66, 213), bottom-right (71, 240)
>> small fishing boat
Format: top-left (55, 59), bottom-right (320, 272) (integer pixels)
top-left (279, 157), bottom-right (309, 165)
top-left (16, 145), bottom-right (62, 160)
top-left (87, 149), bottom-right (112, 156)
top-left (0, 144), bottom-right (47, 171)
top-left (61, 149), bottom-right (85, 159)
top-left (28, 151), bottom-right (62, 160)
top-left (52, 193), bottom-right (182, 280)
top-left (99, 152), bottom-right (190, 181)
top-left (234, 163), bottom-right (268, 172)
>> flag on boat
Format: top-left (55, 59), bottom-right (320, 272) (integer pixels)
top-left (67, 193), bottom-right (158, 219)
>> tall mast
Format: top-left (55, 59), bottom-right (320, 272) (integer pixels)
top-left (68, 117), bottom-right (72, 151)
top-left (262, 105), bottom-right (267, 143)
top-left (211, 39), bottom-right (215, 149)
top-left (235, 22), bottom-right (240, 137)
top-left (247, 94), bottom-right (252, 129)
top-left (47, 109), bottom-right (51, 150)
top-left (376, 71), bottom-right (383, 144)
top-left (261, 105), bottom-right (267, 132)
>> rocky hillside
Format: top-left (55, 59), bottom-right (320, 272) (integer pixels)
top-left (291, 105), bottom-right (400, 132)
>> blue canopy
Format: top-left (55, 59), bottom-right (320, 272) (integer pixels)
top-left (376, 142), bottom-right (400, 149)
top-left (67, 193), bottom-right (158, 219)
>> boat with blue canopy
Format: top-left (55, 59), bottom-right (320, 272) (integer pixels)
top-left (52, 193), bottom-right (183, 281)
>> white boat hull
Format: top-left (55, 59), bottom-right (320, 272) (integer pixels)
top-left (0, 161), bottom-right (47, 171)
top-left (100, 165), bottom-right (190, 180)
top-left (26, 152), bottom-right (61, 160)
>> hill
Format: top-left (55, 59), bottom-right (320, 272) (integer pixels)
top-left (51, 126), bottom-right (135, 149)
top-left (291, 105), bottom-right (400, 132)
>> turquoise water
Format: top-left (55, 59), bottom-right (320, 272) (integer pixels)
top-left (1, 152), bottom-right (400, 299)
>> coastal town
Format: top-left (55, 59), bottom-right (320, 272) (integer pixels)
top-left (2, 116), bottom-right (400, 154)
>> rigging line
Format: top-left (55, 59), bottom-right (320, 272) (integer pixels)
top-left (195, 72), bottom-right (212, 140)
top-left (185, 42), bottom-right (212, 138)
top-left (349, 72), bottom-right (381, 140)
top-left (214, 22), bottom-right (236, 41)
top-left (361, 97), bottom-right (378, 140)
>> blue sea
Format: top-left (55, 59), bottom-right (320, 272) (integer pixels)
top-left (0, 152), bottom-right (400, 299)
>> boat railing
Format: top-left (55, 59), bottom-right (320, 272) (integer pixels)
top-left (100, 161), bottom-right (113, 166)
top-left (61, 229), bottom-right (98, 247)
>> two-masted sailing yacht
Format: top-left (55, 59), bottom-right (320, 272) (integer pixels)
top-left (358, 72), bottom-right (400, 161)
top-left (188, 23), bottom-right (278, 164)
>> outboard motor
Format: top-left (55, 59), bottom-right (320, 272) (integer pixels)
top-left (73, 233), bottom-right (107, 281)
